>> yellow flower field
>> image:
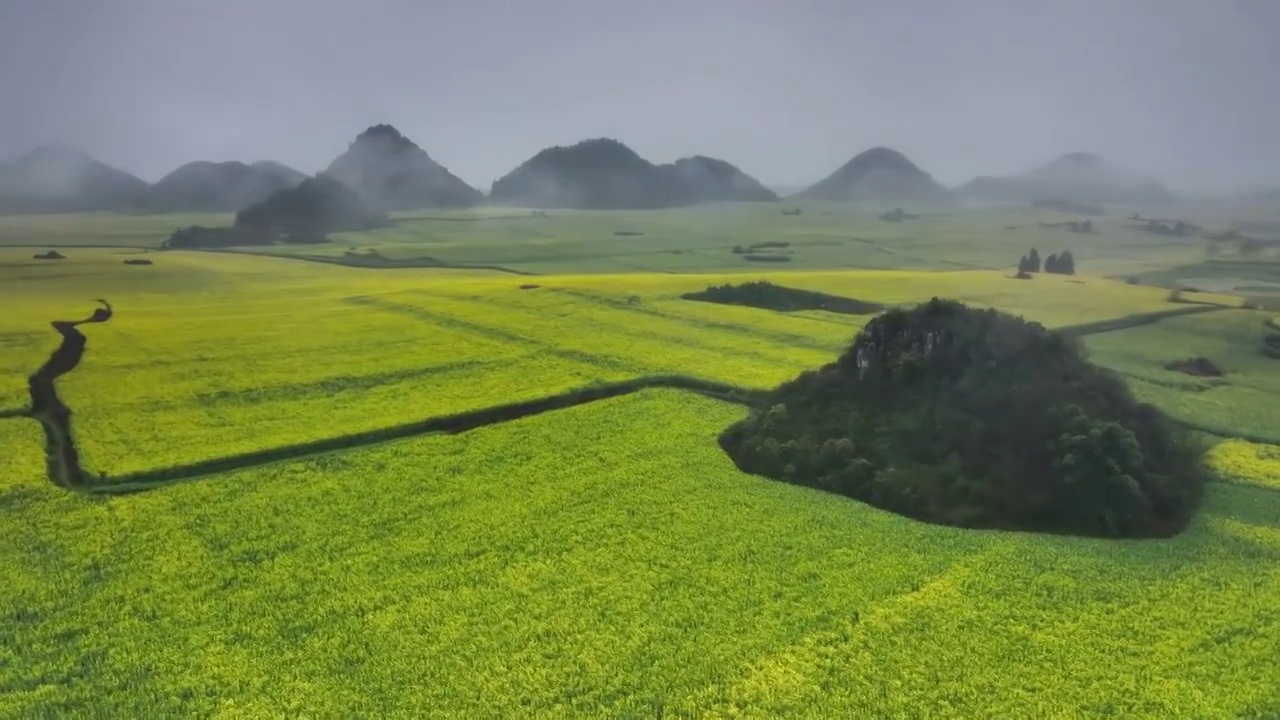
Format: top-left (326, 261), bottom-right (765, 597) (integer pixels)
top-left (1, 391), bottom-right (1275, 717)
top-left (0, 248), bottom-right (1225, 480)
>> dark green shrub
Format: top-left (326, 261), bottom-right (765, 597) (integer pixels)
top-left (719, 298), bottom-right (1205, 538)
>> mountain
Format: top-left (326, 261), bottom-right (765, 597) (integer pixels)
top-left (957, 153), bottom-right (1175, 205)
top-left (663, 156), bottom-right (778, 203)
top-left (322, 124), bottom-right (481, 210)
top-left (798, 147), bottom-right (950, 202)
top-left (490, 138), bottom-right (672, 209)
top-left (235, 175), bottom-right (388, 236)
top-left (0, 146), bottom-right (149, 213)
top-left (148, 160), bottom-right (307, 212)
top-left (489, 138), bottom-right (775, 209)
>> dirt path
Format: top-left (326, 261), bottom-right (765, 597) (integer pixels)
top-left (16, 301), bottom-right (113, 488)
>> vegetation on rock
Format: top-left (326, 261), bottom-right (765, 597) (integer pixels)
top-left (719, 298), bottom-right (1205, 537)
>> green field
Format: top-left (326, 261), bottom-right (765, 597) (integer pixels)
top-left (2, 205), bottom-right (1279, 717)
top-left (1083, 310), bottom-right (1280, 442)
top-left (0, 202), bottom-right (1222, 276)
top-left (4, 392), bottom-right (1278, 717)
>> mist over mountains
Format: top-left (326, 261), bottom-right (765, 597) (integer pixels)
top-left (148, 161), bottom-right (308, 212)
top-left (0, 125), bottom-right (1255, 215)
top-left (957, 152), bottom-right (1175, 205)
top-left (323, 124), bottom-right (483, 210)
top-left (797, 147), bottom-right (951, 202)
top-left (0, 146), bottom-right (149, 213)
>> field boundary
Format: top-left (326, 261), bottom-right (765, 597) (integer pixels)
top-left (200, 248), bottom-right (539, 275)
top-left (7, 296), bottom-right (1260, 496)
top-left (80, 377), bottom-right (765, 494)
top-left (1057, 304), bottom-right (1235, 337)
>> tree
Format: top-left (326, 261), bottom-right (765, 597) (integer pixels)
top-left (1028, 248), bottom-right (1042, 273)
top-left (1058, 250), bottom-right (1075, 275)
top-left (1044, 253), bottom-right (1059, 273)
top-left (1018, 255), bottom-right (1031, 274)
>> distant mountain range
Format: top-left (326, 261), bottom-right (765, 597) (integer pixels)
top-left (7, 130), bottom-right (1260, 216)
top-left (489, 138), bottom-right (777, 209)
top-left (956, 152), bottom-right (1175, 205)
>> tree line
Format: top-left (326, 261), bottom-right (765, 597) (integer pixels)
top-left (1017, 247), bottom-right (1075, 276)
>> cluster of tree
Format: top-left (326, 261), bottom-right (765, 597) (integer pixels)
top-left (718, 299), bottom-right (1205, 538)
top-left (682, 280), bottom-right (882, 315)
top-left (162, 225), bottom-right (302, 251)
top-left (1017, 247), bottom-right (1075, 276)
top-left (1045, 251), bottom-right (1076, 274)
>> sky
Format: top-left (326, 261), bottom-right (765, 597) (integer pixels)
top-left (1, 0), bottom-right (1277, 195)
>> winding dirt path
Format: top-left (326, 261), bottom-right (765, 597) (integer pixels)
top-left (15, 301), bottom-right (112, 489)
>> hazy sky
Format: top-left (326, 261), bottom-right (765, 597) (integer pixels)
top-left (2, 0), bottom-right (1277, 195)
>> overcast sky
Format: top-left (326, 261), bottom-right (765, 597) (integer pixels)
top-left (1, 0), bottom-right (1277, 195)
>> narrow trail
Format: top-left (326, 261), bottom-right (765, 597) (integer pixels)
top-left (1, 297), bottom-right (1254, 496)
top-left (13, 301), bottom-right (113, 489)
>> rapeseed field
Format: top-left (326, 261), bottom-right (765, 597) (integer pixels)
top-left (1207, 438), bottom-right (1280, 489)
top-left (2, 244), bottom-right (1278, 717)
top-left (1, 248), bottom-right (1202, 480)
top-left (1, 391), bottom-right (1276, 717)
